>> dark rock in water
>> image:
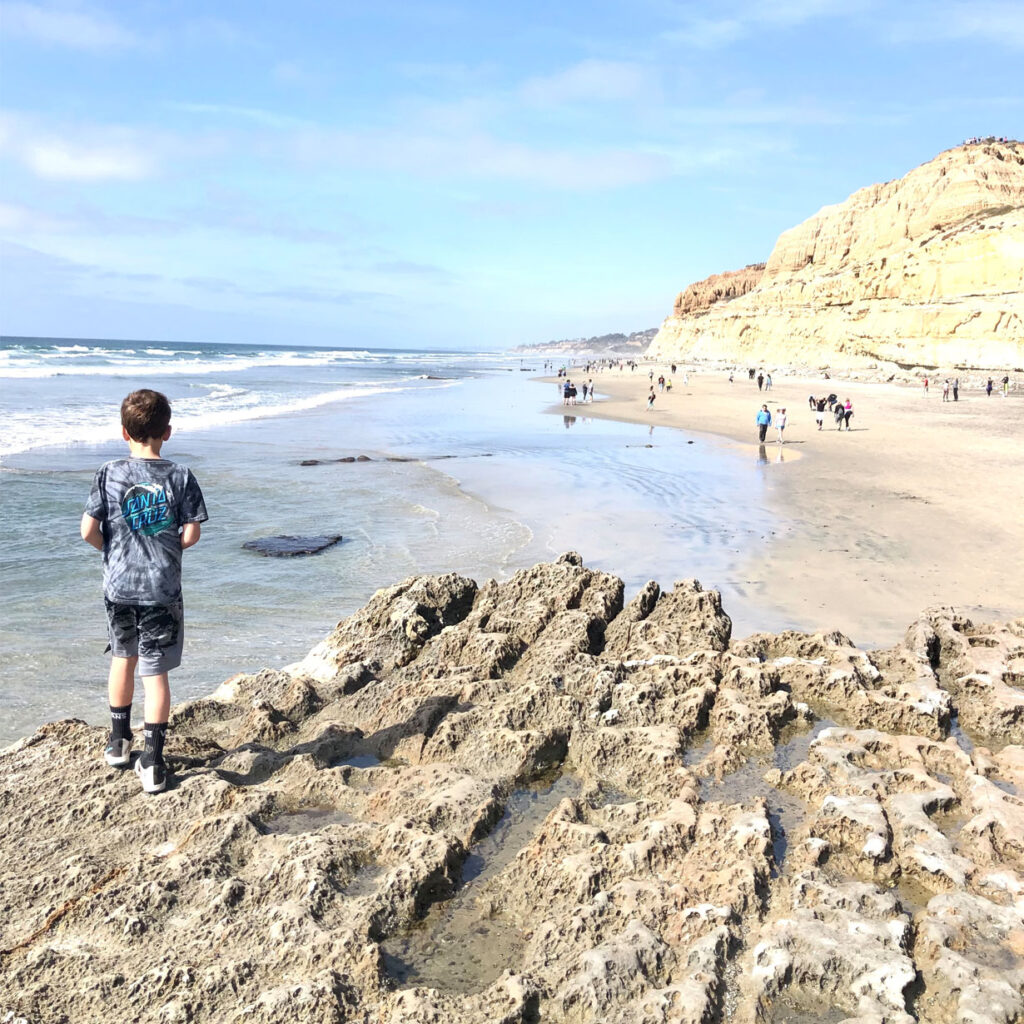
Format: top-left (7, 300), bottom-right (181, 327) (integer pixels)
top-left (299, 459), bottom-right (321, 466)
top-left (356, 455), bottom-right (372, 462)
top-left (337, 456), bottom-right (356, 463)
top-left (242, 535), bottom-right (343, 557)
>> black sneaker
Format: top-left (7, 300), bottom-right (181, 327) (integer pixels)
top-left (104, 735), bottom-right (132, 767)
top-left (134, 758), bottom-right (167, 794)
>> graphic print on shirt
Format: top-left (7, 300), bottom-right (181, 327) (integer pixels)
top-left (121, 482), bottom-right (172, 536)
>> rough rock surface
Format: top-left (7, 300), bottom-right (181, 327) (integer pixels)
top-left (2, 555), bottom-right (1022, 1023)
top-left (672, 263), bottom-right (765, 316)
top-left (648, 142), bottom-right (1024, 370)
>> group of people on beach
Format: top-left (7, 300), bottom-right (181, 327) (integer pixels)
top-left (807, 394), bottom-right (854, 431)
top-left (561, 379), bottom-right (595, 405)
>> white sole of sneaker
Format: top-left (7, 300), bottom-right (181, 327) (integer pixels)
top-left (134, 760), bottom-right (167, 794)
top-left (104, 741), bottom-right (132, 767)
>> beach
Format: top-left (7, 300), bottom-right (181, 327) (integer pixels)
top-left (545, 364), bottom-right (1024, 646)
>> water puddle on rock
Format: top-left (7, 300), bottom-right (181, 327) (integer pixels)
top-left (697, 719), bottom-right (837, 873)
top-left (381, 774), bottom-right (581, 993)
top-left (765, 996), bottom-right (851, 1023)
top-left (265, 807), bottom-right (354, 834)
top-left (333, 753), bottom-right (382, 769)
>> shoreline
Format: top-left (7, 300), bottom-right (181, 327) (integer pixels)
top-left (539, 363), bottom-right (1024, 647)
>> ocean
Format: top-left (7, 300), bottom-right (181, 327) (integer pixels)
top-left (0, 336), bottom-right (776, 745)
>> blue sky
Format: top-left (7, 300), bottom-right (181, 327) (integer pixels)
top-left (0, 1), bottom-right (1020, 349)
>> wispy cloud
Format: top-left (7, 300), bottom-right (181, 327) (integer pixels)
top-left (888, 1), bottom-right (1024, 49)
top-left (166, 102), bottom-right (308, 129)
top-left (292, 126), bottom-right (673, 189)
top-left (0, 2), bottom-right (139, 50)
top-left (662, 0), bottom-right (863, 48)
top-left (0, 113), bottom-right (156, 181)
top-left (520, 60), bottom-right (656, 106)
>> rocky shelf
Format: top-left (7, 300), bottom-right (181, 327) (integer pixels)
top-left (2, 554), bottom-right (1022, 1023)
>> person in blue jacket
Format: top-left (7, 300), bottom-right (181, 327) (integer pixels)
top-left (755, 404), bottom-right (772, 443)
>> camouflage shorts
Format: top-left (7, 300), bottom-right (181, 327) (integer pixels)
top-left (104, 597), bottom-right (184, 676)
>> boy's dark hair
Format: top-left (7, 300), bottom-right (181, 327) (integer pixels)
top-left (121, 389), bottom-right (172, 442)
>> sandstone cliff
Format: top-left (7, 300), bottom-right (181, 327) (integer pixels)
top-left (2, 555), bottom-right (1023, 1023)
top-left (649, 142), bottom-right (1024, 369)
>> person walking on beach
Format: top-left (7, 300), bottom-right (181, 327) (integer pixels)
top-left (953, 378), bottom-right (960, 401)
top-left (815, 396), bottom-right (827, 430)
top-left (757, 372), bottom-right (764, 391)
top-left (587, 378), bottom-right (594, 402)
top-left (647, 388), bottom-right (656, 411)
top-left (987, 377), bottom-right (994, 397)
top-left (765, 373), bottom-right (772, 391)
top-left (923, 377), bottom-right (929, 396)
top-left (581, 382), bottom-right (588, 402)
top-left (942, 380), bottom-right (950, 402)
top-left (775, 407), bottom-right (787, 444)
top-left (843, 398), bottom-right (853, 430)
top-left (834, 401), bottom-right (845, 429)
top-left (756, 404), bottom-right (772, 443)
top-left (1002, 375), bottom-right (1010, 397)
top-left (80, 389), bottom-right (208, 794)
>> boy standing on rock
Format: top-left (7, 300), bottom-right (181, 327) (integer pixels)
top-left (80, 389), bottom-right (208, 794)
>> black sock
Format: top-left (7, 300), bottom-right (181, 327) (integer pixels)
top-left (110, 705), bottom-right (132, 741)
top-left (142, 722), bottom-right (167, 767)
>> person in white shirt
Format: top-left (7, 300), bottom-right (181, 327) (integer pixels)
top-left (775, 407), bottom-right (788, 444)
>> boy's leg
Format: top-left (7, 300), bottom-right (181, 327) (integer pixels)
top-left (105, 656), bottom-right (137, 766)
top-left (104, 600), bottom-right (141, 767)
top-left (141, 672), bottom-right (171, 726)
top-left (108, 654), bottom-right (137, 708)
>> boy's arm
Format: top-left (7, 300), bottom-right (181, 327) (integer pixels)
top-left (80, 514), bottom-right (104, 551)
top-left (181, 522), bottom-right (201, 549)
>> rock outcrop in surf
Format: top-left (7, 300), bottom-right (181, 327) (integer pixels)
top-left (2, 555), bottom-right (1022, 1023)
top-left (648, 141), bottom-right (1024, 371)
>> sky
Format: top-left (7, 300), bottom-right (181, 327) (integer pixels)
top-left (0, 1), bottom-right (1021, 350)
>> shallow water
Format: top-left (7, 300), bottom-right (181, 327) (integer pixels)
top-left (381, 774), bottom-right (581, 992)
top-left (695, 718), bottom-right (837, 872)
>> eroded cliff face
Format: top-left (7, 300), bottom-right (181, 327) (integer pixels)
top-left (2, 555), bottom-right (1023, 1024)
top-left (649, 142), bottom-right (1024, 369)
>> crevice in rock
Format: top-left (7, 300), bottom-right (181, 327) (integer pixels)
top-left (379, 773), bottom-right (582, 994)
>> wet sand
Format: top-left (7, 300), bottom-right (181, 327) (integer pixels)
top-left (543, 366), bottom-right (1024, 647)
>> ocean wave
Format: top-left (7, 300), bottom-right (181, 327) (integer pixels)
top-left (0, 379), bottom-right (456, 459)
top-left (0, 347), bottom-right (388, 379)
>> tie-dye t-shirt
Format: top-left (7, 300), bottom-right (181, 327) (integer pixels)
top-left (85, 457), bottom-right (208, 605)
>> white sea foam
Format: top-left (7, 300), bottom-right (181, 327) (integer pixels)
top-left (0, 347), bottom-right (384, 379)
top-left (0, 380), bottom-right (456, 458)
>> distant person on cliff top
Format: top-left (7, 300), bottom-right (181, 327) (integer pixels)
top-left (775, 408), bottom-right (787, 444)
top-left (815, 397), bottom-right (827, 430)
top-left (756, 404), bottom-right (772, 443)
top-left (80, 389), bottom-right (208, 795)
top-left (987, 377), bottom-right (994, 396)
top-left (843, 399), bottom-right (854, 430)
